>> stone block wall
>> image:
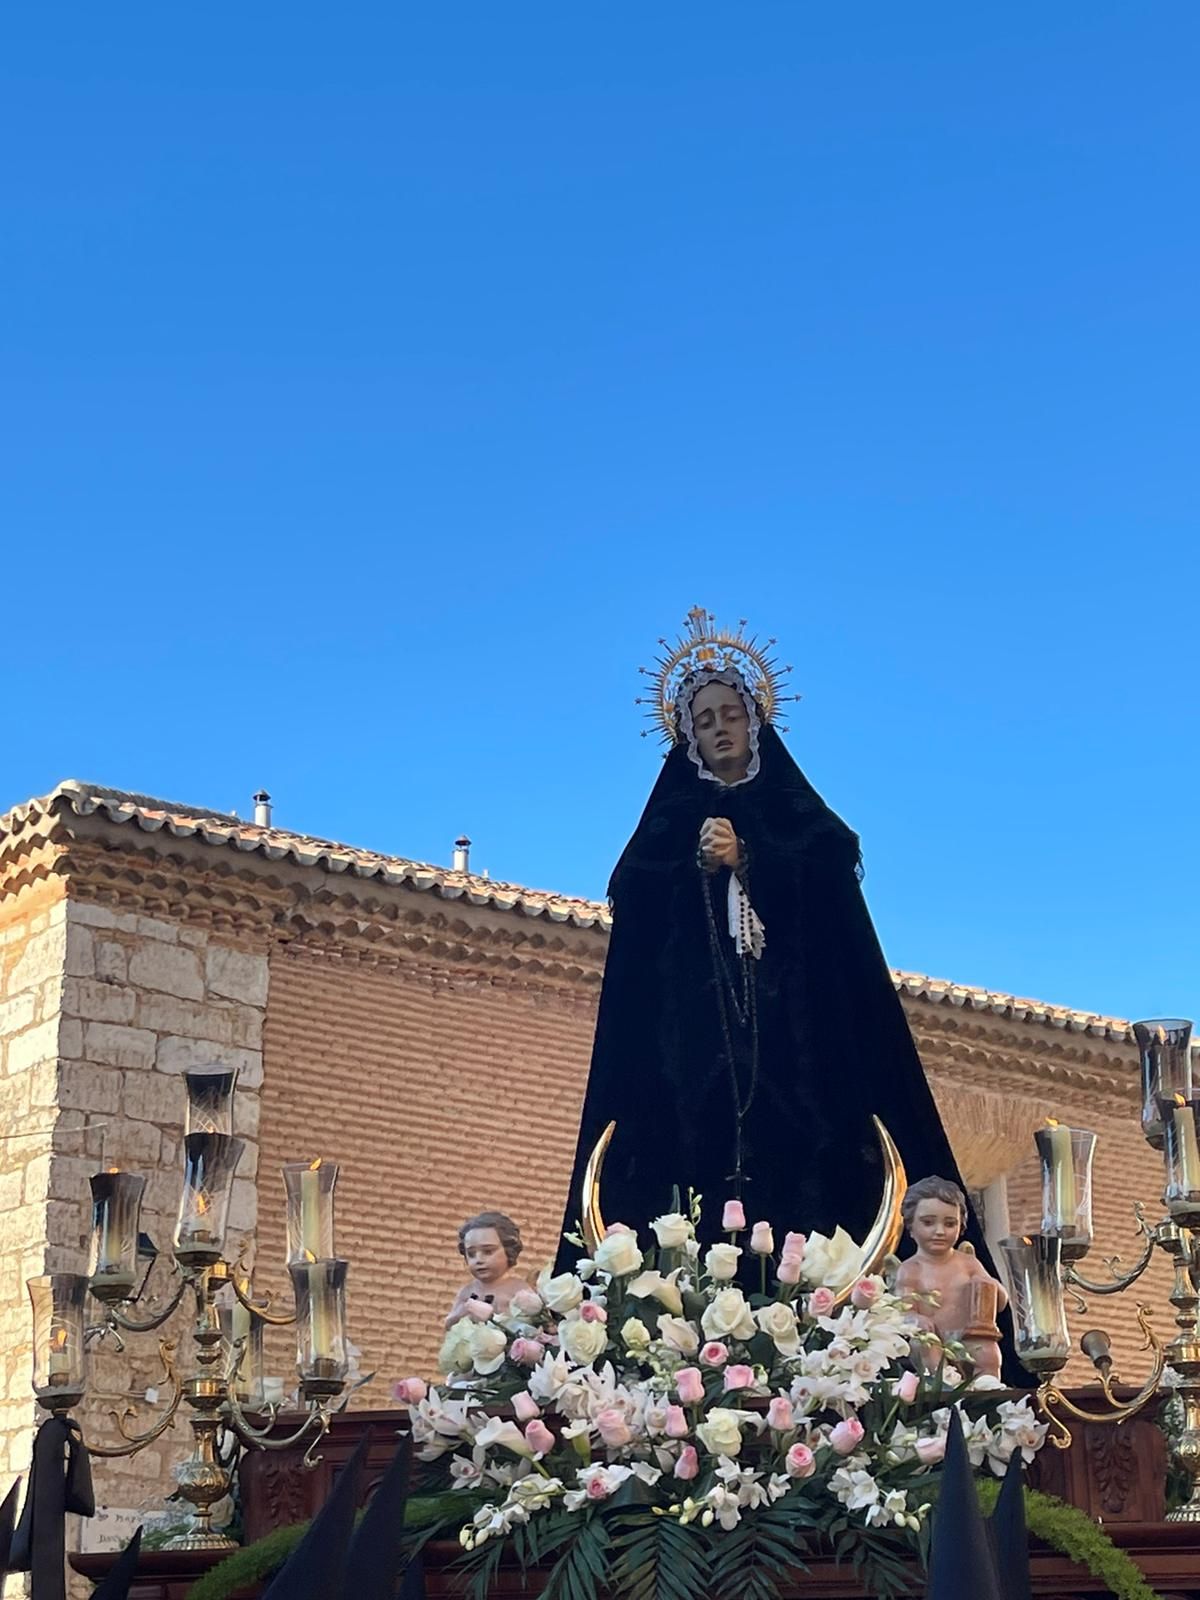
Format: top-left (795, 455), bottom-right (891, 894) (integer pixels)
top-left (0, 882), bottom-right (69, 1489)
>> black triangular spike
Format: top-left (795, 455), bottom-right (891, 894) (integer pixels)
top-left (89, 1527), bottom-right (143, 1600)
top-left (260, 1430), bottom-right (371, 1600)
top-left (0, 1479), bottom-right (19, 1572)
top-left (343, 1431), bottom-right (414, 1600)
top-left (988, 1451), bottom-right (1033, 1600)
top-left (926, 1408), bottom-right (1002, 1600)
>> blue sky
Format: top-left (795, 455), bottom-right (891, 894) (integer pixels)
top-left (2, 6), bottom-right (1197, 1022)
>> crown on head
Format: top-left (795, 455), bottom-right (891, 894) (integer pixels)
top-left (636, 606), bottom-right (801, 743)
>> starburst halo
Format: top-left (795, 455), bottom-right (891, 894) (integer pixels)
top-left (635, 606), bottom-right (802, 744)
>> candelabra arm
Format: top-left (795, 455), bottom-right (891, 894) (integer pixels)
top-left (227, 1392), bottom-right (326, 1457)
top-left (84, 1339), bottom-right (185, 1459)
top-left (231, 1269), bottom-right (296, 1328)
top-left (1066, 1206), bottom-right (1158, 1296)
top-left (1035, 1306), bottom-right (1164, 1447)
top-left (109, 1275), bottom-right (189, 1334)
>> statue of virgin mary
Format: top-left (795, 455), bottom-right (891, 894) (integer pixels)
top-left (560, 611), bottom-right (989, 1268)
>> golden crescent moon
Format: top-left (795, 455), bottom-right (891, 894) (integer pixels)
top-left (579, 1113), bottom-right (906, 1289)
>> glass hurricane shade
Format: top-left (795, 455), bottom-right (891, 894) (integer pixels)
top-left (999, 1234), bottom-right (1071, 1374)
top-left (1158, 1092), bottom-right (1200, 1224)
top-left (1034, 1124), bottom-right (1097, 1262)
top-left (288, 1258), bottom-right (349, 1390)
top-left (219, 1291), bottom-right (266, 1407)
top-left (174, 1132), bottom-right (245, 1264)
top-left (282, 1161), bottom-right (338, 1263)
top-left (88, 1171), bottom-right (147, 1302)
top-left (28, 1273), bottom-right (89, 1406)
top-left (183, 1066), bottom-right (239, 1136)
top-left (1136, 1019), bottom-right (1193, 1150)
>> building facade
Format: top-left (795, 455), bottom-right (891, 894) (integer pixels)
top-left (0, 780), bottom-right (1177, 1524)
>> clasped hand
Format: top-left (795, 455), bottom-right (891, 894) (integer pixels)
top-left (699, 817), bottom-right (741, 872)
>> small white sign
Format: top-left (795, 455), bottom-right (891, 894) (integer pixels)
top-left (76, 1505), bottom-right (172, 1554)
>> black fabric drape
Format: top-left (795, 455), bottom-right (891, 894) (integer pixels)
top-left (0, 1479), bottom-right (20, 1572)
top-left (7, 1414), bottom-right (95, 1600)
top-left (988, 1453), bottom-right (1034, 1600)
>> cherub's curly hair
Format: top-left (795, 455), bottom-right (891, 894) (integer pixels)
top-left (900, 1175), bottom-right (968, 1233)
top-left (457, 1210), bottom-right (523, 1268)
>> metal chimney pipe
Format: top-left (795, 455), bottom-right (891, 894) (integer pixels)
top-left (453, 835), bottom-right (471, 873)
top-left (253, 790), bottom-right (273, 828)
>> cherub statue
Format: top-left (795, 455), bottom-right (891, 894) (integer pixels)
top-left (893, 1175), bottom-right (1008, 1380)
top-left (445, 1210), bottom-right (529, 1328)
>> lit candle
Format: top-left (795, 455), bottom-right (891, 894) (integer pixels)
top-left (300, 1160), bottom-right (323, 1258)
top-left (308, 1262), bottom-right (334, 1364)
top-left (47, 1326), bottom-right (71, 1383)
top-left (1174, 1099), bottom-right (1200, 1196)
top-left (1042, 1120), bottom-right (1077, 1231)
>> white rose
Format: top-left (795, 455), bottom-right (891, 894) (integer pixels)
top-left (438, 1319), bottom-right (475, 1374)
top-left (705, 1244), bottom-right (741, 1282)
top-left (560, 1316), bottom-right (609, 1365)
top-left (468, 1321), bottom-right (509, 1375)
top-left (801, 1228), bottom-right (862, 1291)
top-left (652, 1212), bottom-right (693, 1248)
top-left (539, 1271), bottom-right (586, 1314)
top-left (594, 1230), bottom-right (645, 1278)
top-left (621, 1317), bottom-right (652, 1350)
top-left (627, 1269), bottom-right (684, 1315)
top-left (696, 1407), bottom-right (746, 1457)
top-left (755, 1301), bottom-right (802, 1358)
top-left (701, 1287), bottom-right (756, 1342)
top-left (657, 1315), bottom-right (701, 1356)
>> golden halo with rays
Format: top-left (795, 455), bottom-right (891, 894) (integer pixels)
top-left (635, 606), bottom-right (802, 745)
top-left (580, 1115), bottom-right (906, 1305)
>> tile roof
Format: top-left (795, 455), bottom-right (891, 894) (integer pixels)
top-left (1, 781), bottom-right (1143, 1042)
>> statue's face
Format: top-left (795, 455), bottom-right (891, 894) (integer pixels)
top-left (463, 1226), bottom-right (507, 1283)
top-left (909, 1198), bottom-right (962, 1257)
top-left (690, 681), bottom-right (752, 781)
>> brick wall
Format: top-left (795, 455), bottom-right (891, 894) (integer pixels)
top-left (256, 943), bottom-right (600, 1390)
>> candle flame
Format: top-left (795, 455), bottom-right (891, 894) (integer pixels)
top-left (51, 1327), bottom-right (68, 1351)
top-left (302, 1249), bottom-right (317, 1263)
top-left (106, 1166), bottom-right (120, 1174)
top-left (1175, 1092), bottom-right (1188, 1109)
top-left (1044, 1117), bottom-right (1060, 1128)
top-left (1021, 1235), bottom-right (1034, 1246)
top-left (195, 1191), bottom-right (210, 1215)
top-left (309, 1158), bottom-right (322, 1172)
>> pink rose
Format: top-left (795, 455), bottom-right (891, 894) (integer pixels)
top-left (674, 1444), bottom-right (700, 1480)
top-left (766, 1396), bottom-right (795, 1431)
top-left (510, 1337), bottom-right (542, 1366)
top-left (605, 1222), bottom-right (635, 1235)
top-left (510, 1288), bottom-right (544, 1317)
top-left (664, 1404), bottom-right (689, 1438)
top-left (586, 1474), bottom-right (610, 1498)
top-left (723, 1364), bottom-right (755, 1392)
top-left (676, 1366), bottom-right (704, 1404)
top-left (915, 1435), bottom-right (946, 1466)
top-left (391, 1377), bottom-right (427, 1405)
top-left (782, 1231), bottom-right (806, 1262)
top-left (525, 1419), bottom-right (555, 1455)
top-left (850, 1279), bottom-right (879, 1311)
top-left (722, 1200), bottom-right (747, 1232)
top-left (777, 1257), bottom-right (802, 1285)
top-left (830, 1417), bottom-right (865, 1456)
top-left (595, 1407), bottom-right (633, 1448)
top-left (785, 1442), bottom-right (815, 1478)
top-left (699, 1341), bottom-right (729, 1369)
top-left (512, 1390), bottom-right (540, 1421)
top-left (893, 1370), bottom-right (920, 1404)
top-left (465, 1298), bottom-right (494, 1321)
top-left (808, 1286), bottom-right (836, 1317)
top-left (750, 1221), bottom-right (774, 1255)
top-left (580, 1301), bottom-right (608, 1323)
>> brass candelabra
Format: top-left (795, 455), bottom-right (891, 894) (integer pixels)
top-left (27, 1068), bottom-right (353, 1551)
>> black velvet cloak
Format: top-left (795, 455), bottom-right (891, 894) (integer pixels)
top-left (560, 725), bottom-right (988, 1262)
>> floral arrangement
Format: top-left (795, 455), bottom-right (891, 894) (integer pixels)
top-left (395, 1199), bottom-right (1048, 1599)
